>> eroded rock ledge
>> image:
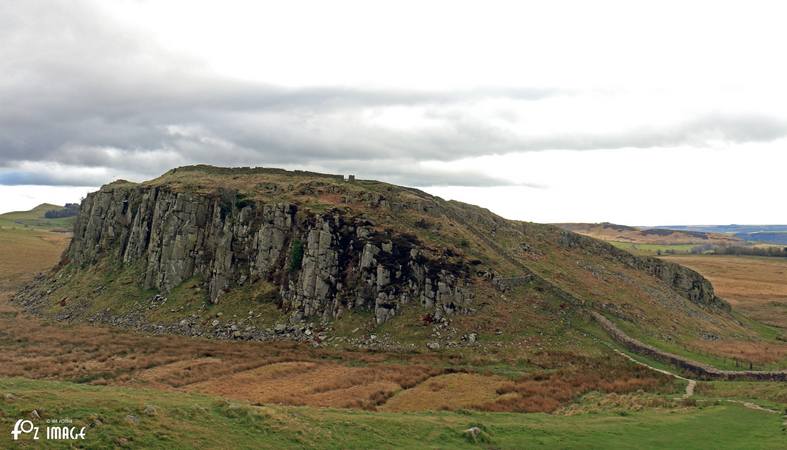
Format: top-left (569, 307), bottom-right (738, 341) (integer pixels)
top-left (65, 185), bottom-right (474, 324)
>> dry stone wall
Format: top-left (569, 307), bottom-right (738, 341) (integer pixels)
top-left (591, 312), bottom-right (787, 381)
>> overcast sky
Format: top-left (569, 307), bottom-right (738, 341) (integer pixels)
top-left (1, 0), bottom-right (786, 224)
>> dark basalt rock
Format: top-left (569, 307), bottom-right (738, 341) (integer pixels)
top-left (64, 185), bottom-right (474, 324)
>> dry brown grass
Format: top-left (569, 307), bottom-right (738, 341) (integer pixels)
top-left (0, 228), bottom-right (69, 290)
top-left (663, 255), bottom-right (787, 328)
top-left (380, 373), bottom-right (507, 412)
top-left (185, 362), bottom-right (441, 409)
top-left (0, 225), bottom-right (676, 414)
top-left (689, 339), bottom-right (787, 365)
top-left (0, 298), bottom-right (446, 409)
top-left (475, 360), bottom-right (672, 413)
top-left (0, 295), bottom-right (677, 413)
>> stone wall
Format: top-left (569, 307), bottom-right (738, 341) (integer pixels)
top-left (591, 311), bottom-right (787, 382)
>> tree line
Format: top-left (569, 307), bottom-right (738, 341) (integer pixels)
top-left (711, 245), bottom-right (787, 257)
top-left (657, 244), bottom-right (787, 257)
top-left (44, 203), bottom-right (80, 219)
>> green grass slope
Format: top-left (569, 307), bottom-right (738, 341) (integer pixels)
top-left (0, 203), bottom-right (76, 231)
top-left (0, 377), bottom-right (783, 449)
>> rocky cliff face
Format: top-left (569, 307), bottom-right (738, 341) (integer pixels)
top-left (629, 255), bottom-right (725, 310)
top-left (66, 184), bottom-right (473, 324)
top-left (12, 166), bottom-right (745, 352)
top-left (556, 230), bottom-right (726, 311)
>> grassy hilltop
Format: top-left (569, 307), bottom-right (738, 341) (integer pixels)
top-left (0, 203), bottom-right (77, 231)
top-left (0, 167), bottom-right (785, 448)
top-left (12, 165), bottom-right (787, 371)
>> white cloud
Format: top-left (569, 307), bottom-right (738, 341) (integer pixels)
top-left (2, 0), bottom-right (787, 223)
top-left (0, 185), bottom-right (95, 214)
top-left (424, 141), bottom-right (787, 225)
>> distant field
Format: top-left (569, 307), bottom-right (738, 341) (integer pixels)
top-left (0, 228), bottom-right (69, 290)
top-left (0, 203), bottom-right (76, 230)
top-left (663, 255), bottom-right (787, 329)
top-left (556, 222), bottom-right (740, 246)
top-left (655, 225), bottom-right (787, 245)
top-left (609, 241), bottom-right (698, 256)
top-left (658, 255), bottom-right (787, 366)
top-left (0, 204), bottom-right (73, 290)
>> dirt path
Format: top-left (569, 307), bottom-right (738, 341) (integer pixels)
top-left (612, 348), bottom-right (695, 398)
top-left (723, 399), bottom-right (782, 415)
top-left (613, 348), bottom-right (786, 418)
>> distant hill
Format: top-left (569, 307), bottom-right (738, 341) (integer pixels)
top-left (650, 225), bottom-right (787, 245)
top-left (554, 222), bottom-right (741, 246)
top-left (0, 203), bottom-right (78, 231)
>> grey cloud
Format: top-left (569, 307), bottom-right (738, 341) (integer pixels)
top-left (0, 0), bottom-right (561, 169)
top-left (0, 170), bottom-right (102, 187)
top-left (0, 163), bottom-right (133, 187)
top-left (2, 1), bottom-right (787, 188)
top-left (532, 114), bottom-right (787, 150)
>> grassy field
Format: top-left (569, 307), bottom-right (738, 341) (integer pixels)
top-left (0, 228), bottom-right (69, 291)
top-left (609, 241), bottom-right (699, 256)
top-left (0, 377), bottom-right (784, 449)
top-left (0, 203), bottom-right (76, 231)
top-left (0, 206), bottom-right (785, 447)
top-left (663, 255), bottom-right (787, 329)
top-left (0, 204), bottom-right (73, 291)
top-left (695, 380), bottom-right (787, 410)
top-left (0, 287), bottom-right (681, 414)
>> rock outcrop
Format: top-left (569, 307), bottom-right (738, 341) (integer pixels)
top-left (15, 165), bottom-right (737, 354)
top-left (66, 184), bottom-right (473, 324)
top-left (557, 230), bottom-right (727, 311)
